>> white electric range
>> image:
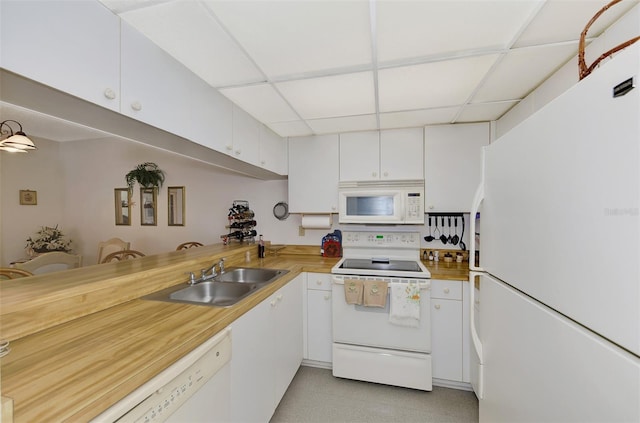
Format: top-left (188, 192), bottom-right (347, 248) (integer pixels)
top-left (331, 231), bottom-right (432, 391)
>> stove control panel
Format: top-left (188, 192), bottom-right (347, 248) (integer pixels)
top-left (342, 231), bottom-right (420, 248)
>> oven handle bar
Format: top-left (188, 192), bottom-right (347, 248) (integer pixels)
top-left (331, 276), bottom-right (430, 290)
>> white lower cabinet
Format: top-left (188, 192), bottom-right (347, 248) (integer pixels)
top-left (230, 275), bottom-right (303, 422)
top-left (305, 272), bottom-right (333, 364)
top-left (273, 275), bottom-right (304, 401)
top-left (431, 279), bottom-right (471, 386)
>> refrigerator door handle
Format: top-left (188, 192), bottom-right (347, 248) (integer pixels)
top-left (469, 271), bottom-right (484, 364)
top-left (469, 270), bottom-right (484, 399)
top-left (469, 181), bottom-right (484, 272)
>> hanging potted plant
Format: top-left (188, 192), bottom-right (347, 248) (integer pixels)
top-left (125, 162), bottom-right (166, 193)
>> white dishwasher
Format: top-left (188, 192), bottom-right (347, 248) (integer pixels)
top-left (92, 328), bottom-right (231, 423)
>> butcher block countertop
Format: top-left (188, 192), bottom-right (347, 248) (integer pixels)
top-left (424, 259), bottom-right (471, 281)
top-left (0, 243), bottom-right (468, 422)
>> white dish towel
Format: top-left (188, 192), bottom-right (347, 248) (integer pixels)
top-left (389, 282), bottom-right (421, 327)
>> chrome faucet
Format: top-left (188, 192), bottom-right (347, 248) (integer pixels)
top-left (200, 263), bottom-right (219, 281)
top-left (195, 258), bottom-right (226, 284)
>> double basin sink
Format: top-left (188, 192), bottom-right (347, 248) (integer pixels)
top-left (143, 267), bottom-right (289, 308)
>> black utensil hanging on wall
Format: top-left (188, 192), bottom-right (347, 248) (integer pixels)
top-left (424, 216), bottom-right (435, 242)
top-left (440, 217), bottom-right (448, 244)
top-left (451, 217), bottom-right (460, 245)
top-left (459, 216), bottom-right (466, 251)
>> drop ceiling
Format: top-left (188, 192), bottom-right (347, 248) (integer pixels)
top-left (94, 0), bottom-right (637, 138)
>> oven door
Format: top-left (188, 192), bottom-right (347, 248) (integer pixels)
top-left (331, 275), bottom-right (431, 352)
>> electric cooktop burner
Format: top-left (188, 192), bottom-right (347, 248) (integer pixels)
top-left (338, 258), bottom-right (422, 273)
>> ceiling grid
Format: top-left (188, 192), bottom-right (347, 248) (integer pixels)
top-left (8, 0), bottom-right (639, 140)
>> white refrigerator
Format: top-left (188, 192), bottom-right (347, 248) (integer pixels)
top-left (469, 42), bottom-right (640, 422)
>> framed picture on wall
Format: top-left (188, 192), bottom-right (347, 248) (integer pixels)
top-left (114, 188), bottom-right (132, 226)
top-left (168, 186), bottom-right (185, 226)
top-left (19, 190), bottom-right (37, 205)
top-left (140, 188), bottom-right (157, 226)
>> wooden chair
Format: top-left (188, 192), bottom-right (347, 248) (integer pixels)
top-left (15, 252), bottom-right (83, 275)
top-left (101, 249), bottom-right (145, 263)
top-left (0, 267), bottom-right (34, 280)
top-left (176, 242), bottom-right (203, 250)
top-left (97, 237), bottom-right (130, 264)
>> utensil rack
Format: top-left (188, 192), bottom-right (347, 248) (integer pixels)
top-left (221, 200), bottom-right (257, 243)
top-left (424, 212), bottom-right (467, 250)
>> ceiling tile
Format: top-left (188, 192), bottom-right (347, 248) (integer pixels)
top-left (378, 54), bottom-right (499, 112)
top-left (204, 0), bottom-right (372, 78)
top-left (379, 107), bottom-right (459, 129)
top-left (266, 120), bottom-right (313, 138)
top-left (306, 114), bottom-right (378, 134)
top-left (455, 101), bottom-right (518, 123)
top-left (219, 84), bottom-right (299, 123)
top-left (514, 0), bottom-right (638, 48)
top-left (118, 1), bottom-right (264, 86)
top-left (376, 0), bottom-right (542, 62)
top-left (97, 0), bottom-right (174, 14)
top-left (276, 72), bottom-right (375, 119)
top-left (473, 43), bottom-right (578, 103)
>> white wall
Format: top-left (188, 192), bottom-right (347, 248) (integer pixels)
top-left (0, 137), bottom-right (66, 265)
top-left (0, 134), bottom-right (349, 266)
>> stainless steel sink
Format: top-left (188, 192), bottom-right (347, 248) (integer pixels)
top-left (214, 267), bottom-right (288, 284)
top-left (142, 267), bottom-right (289, 308)
top-left (168, 281), bottom-right (258, 307)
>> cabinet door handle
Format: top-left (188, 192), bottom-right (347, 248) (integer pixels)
top-left (434, 304), bottom-right (441, 310)
top-left (235, 149), bottom-right (242, 155)
top-left (270, 300), bottom-right (277, 307)
top-left (130, 101), bottom-right (142, 111)
top-left (324, 294), bottom-right (331, 300)
top-left (316, 280), bottom-right (323, 285)
top-left (383, 171), bottom-right (389, 177)
top-left (226, 145), bottom-right (233, 151)
top-left (372, 172), bottom-right (377, 177)
top-left (444, 288), bottom-right (450, 294)
top-left (104, 88), bottom-right (116, 100)
top-left (277, 294), bottom-right (283, 302)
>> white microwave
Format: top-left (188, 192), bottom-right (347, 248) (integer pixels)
top-left (338, 180), bottom-right (425, 224)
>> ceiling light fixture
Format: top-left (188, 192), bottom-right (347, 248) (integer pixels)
top-left (0, 120), bottom-right (37, 153)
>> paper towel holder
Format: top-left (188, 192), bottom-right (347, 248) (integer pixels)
top-left (301, 213), bottom-right (333, 229)
top-left (273, 201), bottom-right (289, 220)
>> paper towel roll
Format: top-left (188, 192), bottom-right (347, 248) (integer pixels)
top-left (301, 214), bottom-right (332, 229)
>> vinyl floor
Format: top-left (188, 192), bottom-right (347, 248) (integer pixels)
top-left (270, 366), bottom-right (479, 423)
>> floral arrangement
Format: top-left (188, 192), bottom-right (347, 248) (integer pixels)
top-left (25, 225), bottom-right (72, 254)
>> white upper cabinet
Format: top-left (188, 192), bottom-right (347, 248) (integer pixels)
top-left (230, 105), bottom-right (260, 166)
top-left (189, 77), bottom-right (233, 155)
top-left (1, 0), bottom-right (289, 176)
top-left (380, 128), bottom-right (424, 180)
top-left (1, 0), bottom-right (120, 111)
top-left (340, 128), bottom-right (424, 181)
top-left (260, 126), bottom-right (288, 175)
top-left (288, 135), bottom-right (339, 213)
top-left (424, 123), bottom-right (489, 212)
top-left (120, 21), bottom-right (193, 137)
top-left (339, 131), bottom-right (380, 181)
